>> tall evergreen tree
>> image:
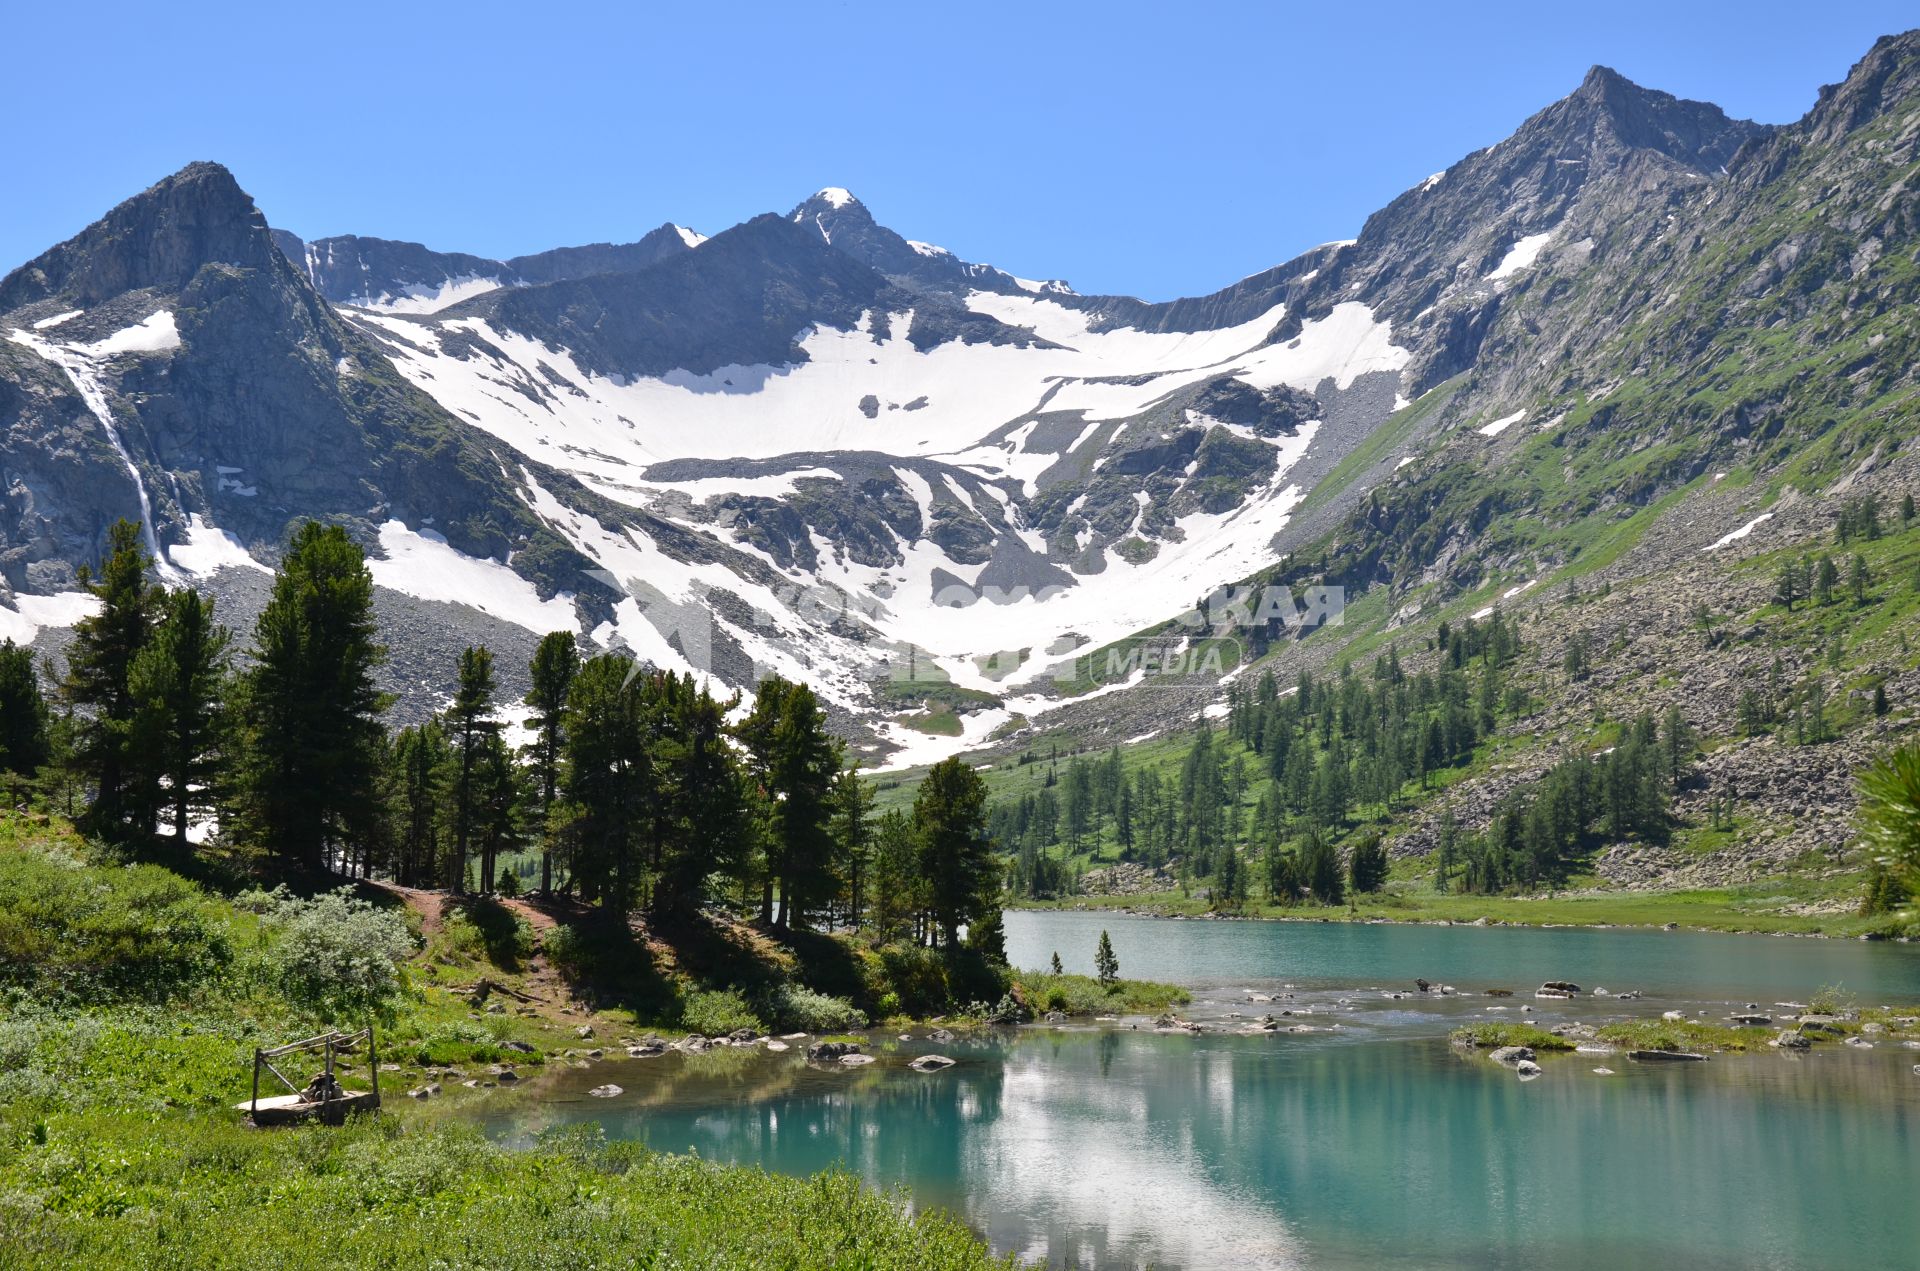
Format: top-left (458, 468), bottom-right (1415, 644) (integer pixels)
top-left (834, 764), bottom-right (876, 928)
top-left (62, 519), bottom-right (160, 839)
top-left (741, 677), bottom-right (841, 929)
top-left (390, 721), bottom-right (450, 886)
top-left (913, 755), bottom-right (996, 950)
top-left (524, 630), bottom-right (578, 896)
top-left (562, 654), bottom-right (650, 910)
top-left (238, 522), bottom-right (388, 872)
top-left (449, 646), bottom-right (498, 892)
top-left (0, 639), bottom-right (49, 785)
top-left (130, 587), bottom-right (232, 848)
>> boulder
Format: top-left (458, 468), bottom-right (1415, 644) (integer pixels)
top-left (840, 1053), bottom-right (876, 1066)
top-left (588, 1084), bottom-right (623, 1098)
top-left (930, 1028), bottom-right (955, 1043)
top-left (909, 1054), bottom-right (956, 1073)
top-left (627, 1040), bottom-right (667, 1058)
top-left (728, 1028), bottom-right (759, 1044)
top-left (574, 1025), bottom-right (596, 1040)
top-left (1731, 1014), bottom-right (1772, 1026)
top-left (678, 1035), bottom-right (710, 1053)
top-left (763, 1040), bottom-right (790, 1053)
top-left (1488, 1046), bottom-right (1536, 1068)
top-left (502, 1040), bottom-right (537, 1054)
top-left (1772, 1030), bottom-right (1812, 1050)
top-left (807, 1040), bottom-right (862, 1062)
top-left (1045, 1010), bottom-right (1068, 1024)
top-left (1514, 1060), bottom-right (1543, 1078)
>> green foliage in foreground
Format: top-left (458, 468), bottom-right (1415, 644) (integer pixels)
top-left (0, 1114), bottom-right (1014, 1271)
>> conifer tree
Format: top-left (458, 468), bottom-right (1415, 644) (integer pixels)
top-left (131, 587), bottom-right (232, 848)
top-left (449, 646), bottom-right (498, 892)
top-left (0, 639), bottom-right (49, 786)
top-left (1095, 929), bottom-right (1119, 987)
top-left (63, 519), bottom-right (159, 840)
top-left (238, 522), bottom-right (388, 872)
top-left (524, 630), bottom-right (578, 896)
top-left (913, 755), bottom-right (996, 950)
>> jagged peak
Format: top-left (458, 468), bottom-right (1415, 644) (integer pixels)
top-left (0, 160), bottom-right (278, 312)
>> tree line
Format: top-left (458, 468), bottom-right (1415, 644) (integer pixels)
top-left (0, 519), bottom-right (1002, 950)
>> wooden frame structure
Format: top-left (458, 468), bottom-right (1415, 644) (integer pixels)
top-left (241, 1027), bottom-right (382, 1125)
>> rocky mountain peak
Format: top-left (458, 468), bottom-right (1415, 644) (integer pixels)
top-left (0, 160), bottom-right (277, 311)
top-left (1803, 26), bottom-right (1920, 144)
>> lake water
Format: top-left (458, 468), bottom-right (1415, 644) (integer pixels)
top-left (479, 911), bottom-right (1920, 1269)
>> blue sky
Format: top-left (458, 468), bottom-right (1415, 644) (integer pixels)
top-left (5, 1), bottom-right (1915, 299)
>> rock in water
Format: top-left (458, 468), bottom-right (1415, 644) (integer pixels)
top-left (588, 1084), bottom-right (623, 1098)
top-left (807, 1040), bottom-right (861, 1062)
top-left (909, 1054), bottom-right (956, 1073)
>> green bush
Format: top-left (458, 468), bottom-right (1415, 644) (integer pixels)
top-left (679, 988), bottom-right (763, 1037)
top-left (246, 887), bottom-right (414, 1021)
top-left (766, 984), bottom-right (867, 1032)
top-left (0, 846), bottom-right (232, 1002)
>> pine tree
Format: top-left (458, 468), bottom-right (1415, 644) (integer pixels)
top-left (1095, 929), bottom-right (1119, 987)
top-left (1850, 553), bottom-right (1871, 606)
top-left (562, 654), bottom-right (650, 910)
top-left (524, 630), bottom-right (578, 896)
top-left (62, 519), bottom-right (159, 839)
top-left (744, 678), bottom-right (842, 929)
top-left (913, 755), bottom-right (996, 950)
top-left (390, 721), bottom-right (450, 886)
top-left (1347, 832), bottom-right (1388, 894)
top-left (833, 764), bottom-right (876, 928)
top-left (0, 639), bottom-right (49, 786)
top-left (130, 587), bottom-right (232, 848)
top-left (238, 522), bottom-right (389, 873)
top-left (1300, 825), bottom-right (1345, 905)
top-left (449, 646), bottom-right (498, 892)
top-left (1902, 492), bottom-right (1916, 528)
top-left (1050, 951), bottom-right (1063, 974)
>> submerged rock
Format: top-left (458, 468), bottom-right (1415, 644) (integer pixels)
top-left (1488, 1046), bottom-right (1536, 1068)
top-left (588, 1084), bottom-right (623, 1098)
top-left (909, 1054), bottom-right (956, 1073)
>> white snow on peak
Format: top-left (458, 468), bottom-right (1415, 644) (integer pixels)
top-left (82, 311), bottom-right (182, 357)
top-left (32, 309), bottom-right (83, 330)
top-left (815, 187), bottom-right (856, 208)
top-left (907, 240), bottom-right (953, 259)
top-left (168, 515), bottom-right (270, 578)
top-left (349, 274), bottom-right (504, 315)
top-left (1703, 512), bottom-right (1773, 553)
top-left (1487, 232), bottom-right (1553, 281)
top-left (674, 225), bottom-right (708, 248)
top-left (1420, 171), bottom-right (1446, 192)
top-left (1479, 409), bottom-right (1527, 437)
top-left (0, 590), bottom-right (99, 645)
top-left (369, 520), bottom-right (579, 635)
top-left (1010, 275), bottom-right (1076, 296)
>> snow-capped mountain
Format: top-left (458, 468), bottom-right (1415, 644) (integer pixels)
top-left (0, 60), bottom-right (1774, 762)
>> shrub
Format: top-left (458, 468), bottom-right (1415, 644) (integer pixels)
top-left (251, 887), bottom-right (414, 1021)
top-left (0, 846), bottom-right (232, 1002)
top-left (766, 985), bottom-right (867, 1032)
top-left (679, 988), bottom-right (763, 1037)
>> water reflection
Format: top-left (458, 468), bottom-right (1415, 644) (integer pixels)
top-left (484, 1028), bottom-right (1920, 1270)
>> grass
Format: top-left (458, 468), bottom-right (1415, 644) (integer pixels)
top-left (1591, 1018), bottom-right (1766, 1054)
top-left (1449, 1022), bottom-right (1573, 1051)
top-left (0, 1113), bottom-right (1013, 1269)
top-left (1011, 971), bottom-right (1190, 1016)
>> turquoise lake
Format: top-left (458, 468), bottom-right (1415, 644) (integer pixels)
top-left (481, 912), bottom-right (1920, 1269)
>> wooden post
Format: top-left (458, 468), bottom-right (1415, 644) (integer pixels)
top-left (368, 1027), bottom-right (381, 1107)
top-left (251, 1049), bottom-right (261, 1116)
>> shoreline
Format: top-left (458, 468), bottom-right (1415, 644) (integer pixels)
top-left (1004, 895), bottom-right (1906, 942)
